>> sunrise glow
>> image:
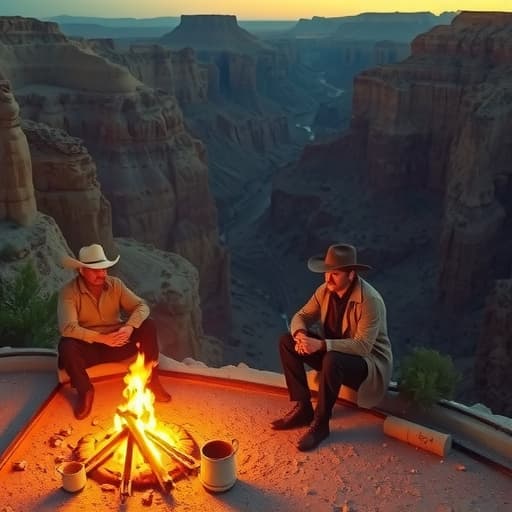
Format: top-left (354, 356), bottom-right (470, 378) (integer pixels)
top-left (1, 0), bottom-right (511, 20)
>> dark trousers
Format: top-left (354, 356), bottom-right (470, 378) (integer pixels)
top-left (58, 318), bottom-right (160, 395)
top-left (279, 332), bottom-right (368, 423)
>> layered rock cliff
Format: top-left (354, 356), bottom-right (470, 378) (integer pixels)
top-left (21, 119), bottom-right (116, 256)
top-left (475, 279), bottom-right (512, 416)
top-left (294, 38), bottom-right (410, 89)
top-left (0, 79), bottom-right (212, 361)
top-left (87, 41), bottom-right (209, 106)
top-left (161, 14), bottom-right (271, 54)
top-left (160, 14), bottom-right (295, 114)
top-left (0, 79), bottom-right (36, 226)
top-left (0, 16), bottom-right (231, 338)
top-left (261, 13), bottom-right (512, 400)
top-left (289, 12), bottom-right (455, 39)
top-left (351, 11), bottom-right (512, 308)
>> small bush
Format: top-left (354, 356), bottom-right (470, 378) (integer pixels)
top-left (0, 262), bottom-right (59, 348)
top-left (398, 347), bottom-right (460, 409)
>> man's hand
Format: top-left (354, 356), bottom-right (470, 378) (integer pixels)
top-left (98, 325), bottom-right (133, 347)
top-left (117, 325), bottom-right (134, 342)
top-left (294, 332), bottom-right (325, 355)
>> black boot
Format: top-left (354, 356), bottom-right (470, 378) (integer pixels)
top-left (148, 372), bottom-right (171, 403)
top-left (75, 387), bottom-right (94, 420)
top-left (297, 418), bottom-right (330, 451)
top-left (271, 402), bottom-right (314, 430)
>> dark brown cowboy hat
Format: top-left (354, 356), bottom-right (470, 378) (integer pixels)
top-left (307, 243), bottom-right (372, 273)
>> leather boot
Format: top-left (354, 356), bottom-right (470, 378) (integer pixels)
top-left (75, 387), bottom-right (94, 420)
top-left (148, 373), bottom-right (171, 403)
top-left (271, 401), bottom-right (314, 430)
top-left (297, 418), bottom-right (330, 451)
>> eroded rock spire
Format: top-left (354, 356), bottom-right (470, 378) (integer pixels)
top-left (0, 79), bottom-right (36, 226)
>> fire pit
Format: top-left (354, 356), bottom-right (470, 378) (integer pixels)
top-left (73, 353), bottom-right (199, 501)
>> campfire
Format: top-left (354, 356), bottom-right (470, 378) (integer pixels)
top-left (75, 353), bottom-right (199, 501)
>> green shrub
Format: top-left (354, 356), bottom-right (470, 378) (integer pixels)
top-left (0, 262), bottom-right (59, 348)
top-left (398, 347), bottom-right (460, 409)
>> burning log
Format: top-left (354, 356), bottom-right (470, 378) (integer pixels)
top-left (120, 435), bottom-right (134, 502)
top-left (75, 353), bottom-right (197, 498)
top-left (83, 428), bottom-right (128, 474)
top-left (145, 430), bottom-right (199, 472)
top-left (117, 408), bottom-right (174, 494)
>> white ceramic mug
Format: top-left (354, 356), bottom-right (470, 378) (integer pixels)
top-left (56, 461), bottom-right (87, 493)
top-left (200, 438), bottom-right (239, 492)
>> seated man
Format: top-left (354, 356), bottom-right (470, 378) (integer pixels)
top-left (58, 243), bottom-right (171, 420)
top-left (271, 243), bottom-right (393, 451)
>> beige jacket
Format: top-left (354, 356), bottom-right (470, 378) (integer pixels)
top-left (58, 275), bottom-right (149, 343)
top-left (290, 277), bottom-right (393, 408)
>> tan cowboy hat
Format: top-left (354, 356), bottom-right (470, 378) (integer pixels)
top-left (307, 243), bottom-right (372, 273)
top-left (62, 244), bottom-right (120, 270)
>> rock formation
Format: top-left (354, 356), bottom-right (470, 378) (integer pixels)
top-left (0, 79), bottom-right (37, 226)
top-left (87, 41), bottom-right (209, 106)
top-left (0, 74), bottom-right (211, 361)
top-left (289, 11), bottom-right (455, 38)
top-left (0, 213), bottom-right (74, 292)
top-left (295, 38), bottom-right (410, 90)
top-left (114, 238), bottom-right (221, 364)
top-left (170, 47), bottom-right (208, 105)
top-left (0, 16), bottom-right (231, 337)
top-left (350, 11), bottom-right (512, 307)
top-left (22, 119), bottom-right (116, 256)
top-left (161, 15), bottom-right (271, 54)
top-left (160, 14), bottom-right (291, 111)
top-left (157, 14), bottom-right (292, 215)
top-left (475, 279), bottom-right (512, 416)
top-left (262, 13), bottom-right (512, 402)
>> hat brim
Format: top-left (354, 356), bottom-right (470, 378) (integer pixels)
top-left (307, 256), bottom-right (372, 273)
top-left (62, 254), bottom-right (120, 270)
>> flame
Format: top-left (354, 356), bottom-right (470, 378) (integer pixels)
top-left (114, 352), bottom-right (167, 464)
top-left (115, 352), bottom-right (156, 432)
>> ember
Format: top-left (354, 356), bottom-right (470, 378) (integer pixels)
top-left (75, 353), bottom-right (199, 502)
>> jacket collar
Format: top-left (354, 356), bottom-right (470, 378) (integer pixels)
top-left (346, 275), bottom-right (364, 304)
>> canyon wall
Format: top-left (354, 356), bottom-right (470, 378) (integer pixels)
top-left (0, 16), bottom-right (230, 338)
top-left (0, 74), bottom-right (211, 361)
top-left (350, 11), bottom-right (512, 308)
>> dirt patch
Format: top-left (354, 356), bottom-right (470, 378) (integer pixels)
top-left (1, 374), bottom-right (510, 512)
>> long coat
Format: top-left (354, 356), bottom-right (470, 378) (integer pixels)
top-left (290, 276), bottom-right (393, 409)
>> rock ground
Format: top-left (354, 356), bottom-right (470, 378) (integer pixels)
top-left (1, 370), bottom-right (510, 512)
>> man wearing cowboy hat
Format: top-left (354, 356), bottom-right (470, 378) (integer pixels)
top-left (57, 243), bottom-right (171, 420)
top-left (271, 243), bottom-right (393, 451)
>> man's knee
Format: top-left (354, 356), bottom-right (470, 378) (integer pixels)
top-left (321, 351), bottom-right (342, 375)
top-left (58, 337), bottom-right (83, 367)
top-left (134, 317), bottom-right (157, 340)
top-left (278, 332), bottom-right (294, 349)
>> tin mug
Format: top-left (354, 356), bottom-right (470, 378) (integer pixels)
top-left (200, 438), bottom-right (239, 492)
top-left (56, 461), bottom-right (87, 492)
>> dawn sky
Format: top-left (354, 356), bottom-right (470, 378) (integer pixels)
top-left (1, 0), bottom-right (511, 20)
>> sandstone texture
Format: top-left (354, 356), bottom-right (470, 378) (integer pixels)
top-left (350, 11), bottom-right (512, 308)
top-left (475, 279), bottom-right (512, 416)
top-left (161, 14), bottom-right (272, 54)
top-left (247, 13), bottom-right (512, 406)
top-left (0, 79), bottom-right (36, 226)
top-left (0, 213), bottom-right (73, 294)
top-left (0, 16), bottom-right (230, 337)
top-left (22, 119), bottom-right (116, 256)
